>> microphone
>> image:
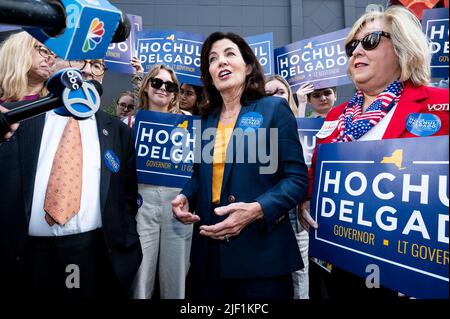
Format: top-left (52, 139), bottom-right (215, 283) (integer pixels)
top-left (0, 0), bottom-right (130, 60)
top-left (0, 69), bottom-right (102, 137)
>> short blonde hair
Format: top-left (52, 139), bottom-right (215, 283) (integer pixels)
top-left (0, 32), bottom-right (45, 101)
top-left (265, 74), bottom-right (298, 116)
top-left (138, 64), bottom-right (180, 113)
top-left (345, 5), bottom-right (431, 86)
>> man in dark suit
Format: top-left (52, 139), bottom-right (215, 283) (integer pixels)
top-left (0, 59), bottom-right (142, 298)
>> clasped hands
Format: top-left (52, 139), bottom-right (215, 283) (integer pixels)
top-left (171, 194), bottom-right (263, 241)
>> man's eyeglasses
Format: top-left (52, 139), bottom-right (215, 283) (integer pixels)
top-left (150, 77), bottom-right (178, 93)
top-left (34, 45), bottom-right (55, 59)
top-left (345, 31), bottom-right (391, 57)
top-left (69, 60), bottom-right (107, 76)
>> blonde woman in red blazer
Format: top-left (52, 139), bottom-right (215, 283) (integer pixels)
top-left (303, 5), bottom-right (449, 299)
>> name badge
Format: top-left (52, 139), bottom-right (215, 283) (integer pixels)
top-left (137, 193), bottom-right (143, 209)
top-left (316, 120), bottom-right (339, 139)
top-left (237, 112), bottom-right (263, 131)
top-left (406, 113), bottom-right (441, 137)
top-left (104, 150), bottom-right (120, 173)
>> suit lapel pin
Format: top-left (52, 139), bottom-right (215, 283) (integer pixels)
top-left (103, 129), bottom-right (109, 136)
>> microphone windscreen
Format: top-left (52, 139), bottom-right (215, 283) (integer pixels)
top-left (111, 11), bottom-right (131, 43)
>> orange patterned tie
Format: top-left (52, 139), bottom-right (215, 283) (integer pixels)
top-left (44, 117), bottom-right (83, 226)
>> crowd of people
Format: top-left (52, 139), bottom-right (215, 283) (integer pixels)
top-left (0, 5), bottom-right (448, 300)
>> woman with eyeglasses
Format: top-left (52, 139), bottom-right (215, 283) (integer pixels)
top-left (114, 91), bottom-right (135, 121)
top-left (304, 5), bottom-right (449, 299)
top-left (0, 31), bottom-right (55, 103)
top-left (129, 64), bottom-right (193, 299)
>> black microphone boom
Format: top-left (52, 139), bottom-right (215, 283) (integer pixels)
top-left (1, 95), bottom-right (61, 124)
top-left (0, 0), bottom-right (130, 42)
top-left (0, 0), bottom-right (66, 37)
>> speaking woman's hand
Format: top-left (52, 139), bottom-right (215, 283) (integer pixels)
top-left (297, 201), bottom-right (318, 230)
top-left (199, 202), bottom-right (264, 241)
top-left (171, 194), bottom-right (200, 224)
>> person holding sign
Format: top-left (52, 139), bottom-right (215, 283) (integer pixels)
top-left (305, 5), bottom-right (449, 299)
top-left (265, 74), bottom-right (309, 299)
top-left (131, 64), bottom-right (194, 299)
top-left (172, 32), bottom-right (308, 299)
top-left (295, 82), bottom-right (337, 118)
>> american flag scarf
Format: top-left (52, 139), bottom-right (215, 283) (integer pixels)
top-left (333, 81), bottom-right (403, 142)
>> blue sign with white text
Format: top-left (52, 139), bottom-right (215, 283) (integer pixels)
top-left (245, 33), bottom-right (274, 76)
top-left (296, 118), bottom-right (324, 167)
top-left (274, 28), bottom-right (353, 91)
top-left (105, 14), bottom-right (142, 74)
top-left (136, 30), bottom-right (205, 86)
top-left (422, 8), bottom-right (449, 78)
top-left (133, 110), bottom-right (198, 188)
top-left (310, 136), bottom-right (449, 299)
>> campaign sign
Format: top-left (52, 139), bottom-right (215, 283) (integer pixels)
top-left (245, 33), bottom-right (274, 76)
top-left (422, 8), bottom-right (449, 78)
top-left (105, 14), bottom-right (142, 74)
top-left (136, 30), bottom-right (205, 86)
top-left (274, 28), bottom-right (353, 90)
top-left (133, 110), bottom-right (198, 188)
top-left (296, 118), bottom-right (324, 167)
top-left (310, 136), bottom-right (449, 298)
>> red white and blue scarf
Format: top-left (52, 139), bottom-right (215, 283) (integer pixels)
top-left (333, 81), bottom-right (403, 142)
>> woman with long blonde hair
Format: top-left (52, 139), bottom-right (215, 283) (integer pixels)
top-left (0, 31), bottom-right (55, 102)
top-left (130, 64), bottom-right (193, 299)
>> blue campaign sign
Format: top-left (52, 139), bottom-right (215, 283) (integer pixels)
top-left (136, 30), bottom-right (206, 86)
top-left (296, 118), bottom-right (324, 167)
top-left (422, 8), bottom-right (449, 78)
top-left (133, 110), bottom-right (198, 188)
top-left (310, 136), bottom-right (449, 298)
top-left (274, 28), bottom-right (353, 90)
top-left (105, 14), bottom-right (142, 74)
top-left (245, 33), bottom-right (274, 76)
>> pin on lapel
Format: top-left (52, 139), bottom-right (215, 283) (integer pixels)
top-left (102, 129), bottom-right (109, 136)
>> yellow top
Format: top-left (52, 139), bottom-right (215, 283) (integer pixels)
top-left (212, 119), bottom-right (236, 204)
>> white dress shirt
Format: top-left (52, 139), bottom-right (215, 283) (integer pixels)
top-left (29, 111), bottom-right (102, 236)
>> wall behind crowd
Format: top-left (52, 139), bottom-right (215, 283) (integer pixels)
top-left (103, 0), bottom-right (386, 111)
top-left (0, 0), bottom-right (387, 111)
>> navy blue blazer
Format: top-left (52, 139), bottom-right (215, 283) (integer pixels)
top-left (0, 110), bottom-right (142, 296)
top-left (182, 96), bottom-right (308, 280)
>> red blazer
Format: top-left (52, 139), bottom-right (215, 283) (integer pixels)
top-left (307, 81), bottom-right (449, 198)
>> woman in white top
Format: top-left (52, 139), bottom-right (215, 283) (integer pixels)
top-left (130, 63), bottom-right (193, 299)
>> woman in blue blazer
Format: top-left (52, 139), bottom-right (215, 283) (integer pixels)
top-left (172, 32), bottom-right (308, 299)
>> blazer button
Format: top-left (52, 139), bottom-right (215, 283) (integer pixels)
top-left (228, 195), bottom-right (236, 203)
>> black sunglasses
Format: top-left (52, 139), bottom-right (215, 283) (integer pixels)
top-left (150, 77), bottom-right (178, 93)
top-left (345, 31), bottom-right (391, 57)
